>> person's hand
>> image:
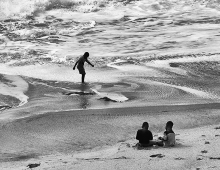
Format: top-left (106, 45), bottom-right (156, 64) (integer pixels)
top-left (73, 67), bottom-right (75, 70)
top-left (92, 65), bottom-right (94, 67)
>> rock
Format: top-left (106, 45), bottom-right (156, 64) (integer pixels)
top-left (209, 157), bottom-right (220, 160)
top-left (114, 156), bottom-right (128, 159)
top-left (197, 157), bottom-right (203, 160)
top-left (27, 163), bottom-right (40, 168)
top-left (0, 105), bottom-right (12, 111)
top-left (150, 154), bottom-right (165, 158)
top-left (174, 157), bottom-right (185, 160)
top-left (126, 143), bottom-right (131, 147)
top-left (169, 63), bottom-right (179, 67)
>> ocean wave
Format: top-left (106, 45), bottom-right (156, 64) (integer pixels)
top-left (0, 0), bottom-right (131, 19)
top-left (1, 0), bottom-right (220, 20)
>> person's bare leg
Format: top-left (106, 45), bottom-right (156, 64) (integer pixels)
top-left (82, 74), bottom-right (85, 83)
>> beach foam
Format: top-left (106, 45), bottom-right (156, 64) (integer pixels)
top-left (0, 74), bottom-right (29, 106)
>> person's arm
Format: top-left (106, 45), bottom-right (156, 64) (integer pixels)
top-left (150, 131), bottom-right (153, 140)
top-left (73, 60), bottom-right (79, 70)
top-left (136, 130), bottom-right (140, 140)
top-left (158, 132), bottom-right (167, 141)
top-left (162, 132), bottom-right (168, 141)
top-left (86, 59), bottom-right (94, 67)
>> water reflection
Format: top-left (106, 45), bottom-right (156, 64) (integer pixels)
top-left (78, 83), bottom-right (90, 109)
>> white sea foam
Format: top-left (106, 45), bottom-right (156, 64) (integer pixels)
top-left (1, 0), bottom-right (220, 20)
top-left (0, 74), bottom-right (29, 106)
top-left (0, 63), bottom-right (120, 83)
top-left (148, 80), bottom-right (220, 101)
top-left (107, 59), bottom-right (169, 77)
top-left (91, 89), bottom-right (128, 102)
top-left (145, 54), bottom-right (220, 69)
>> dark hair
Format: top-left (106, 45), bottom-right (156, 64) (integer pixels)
top-left (166, 121), bottom-right (173, 127)
top-left (83, 52), bottom-right (89, 59)
top-left (142, 122), bottom-right (149, 128)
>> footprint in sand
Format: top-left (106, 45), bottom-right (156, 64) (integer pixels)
top-left (201, 150), bottom-right (208, 154)
top-left (150, 154), bottom-right (165, 158)
top-left (113, 156), bottom-right (129, 160)
top-left (174, 157), bottom-right (185, 160)
top-left (209, 157), bottom-right (220, 160)
top-left (27, 163), bottom-right (40, 168)
top-left (196, 157), bottom-right (203, 161)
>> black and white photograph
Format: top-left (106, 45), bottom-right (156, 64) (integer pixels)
top-left (1, 0), bottom-right (220, 169)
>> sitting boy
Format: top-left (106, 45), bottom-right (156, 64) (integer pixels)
top-left (136, 122), bottom-right (154, 147)
top-left (158, 121), bottom-right (176, 147)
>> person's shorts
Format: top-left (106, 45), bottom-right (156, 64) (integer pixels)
top-left (77, 66), bottom-right (86, 74)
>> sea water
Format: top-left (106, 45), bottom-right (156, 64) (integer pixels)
top-left (0, 0), bottom-right (220, 116)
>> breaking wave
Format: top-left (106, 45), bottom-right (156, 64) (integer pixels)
top-left (1, 0), bottom-right (220, 20)
top-left (0, 0), bottom-right (131, 19)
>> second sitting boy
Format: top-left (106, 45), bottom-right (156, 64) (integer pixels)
top-left (158, 121), bottom-right (176, 147)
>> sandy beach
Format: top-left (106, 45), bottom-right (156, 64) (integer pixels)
top-left (1, 102), bottom-right (220, 170)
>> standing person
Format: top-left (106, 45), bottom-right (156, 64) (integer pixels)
top-left (136, 122), bottom-right (154, 147)
top-left (158, 121), bottom-right (176, 147)
top-left (73, 52), bottom-right (94, 83)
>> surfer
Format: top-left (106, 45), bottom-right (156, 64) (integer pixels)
top-left (73, 52), bottom-right (94, 83)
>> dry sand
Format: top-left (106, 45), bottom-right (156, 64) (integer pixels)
top-left (1, 103), bottom-right (220, 170)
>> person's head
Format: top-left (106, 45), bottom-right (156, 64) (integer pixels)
top-left (83, 52), bottom-right (89, 59)
top-left (142, 122), bottom-right (149, 129)
top-left (166, 121), bottom-right (173, 130)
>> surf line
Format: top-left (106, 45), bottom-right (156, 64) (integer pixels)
top-left (147, 80), bottom-right (220, 100)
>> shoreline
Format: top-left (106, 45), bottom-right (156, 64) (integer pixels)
top-left (2, 100), bottom-right (220, 122)
top-left (51, 102), bottom-right (220, 115)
